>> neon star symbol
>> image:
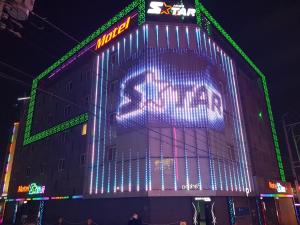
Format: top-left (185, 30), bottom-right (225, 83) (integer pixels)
top-left (160, 2), bottom-right (172, 15)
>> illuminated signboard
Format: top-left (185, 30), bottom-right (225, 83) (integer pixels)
top-left (17, 183), bottom-right (45, 195)
top-left (147, 1), bottom-right (195, 17)
top-left (116, 50), bottom-right (224, 129)
top-left (95, 15), bottom-right (132, 51)
top-left (268, 181), bottom-right (287, 193)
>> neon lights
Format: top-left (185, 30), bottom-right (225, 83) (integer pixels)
top-left (17, 183), bottom-right (45, 195)
top-left (2, 123), bottom-right (19, 196)
top-left (95, 16), bottom-right (132, 51)
top-left (117, 69), bottom-right (224, 128)
top-left (260, 194), bottom-right (293, 198)
top-left (147, 1), bottom-right (195, 17)
top-left (194, 197), bottom-right (211, 202)
top-left (268, 181), bottom-right (287, 193)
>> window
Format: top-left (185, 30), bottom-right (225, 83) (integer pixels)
top-left (227, 144), bottom-right (235, 161)
top-left (25, 167), bottom-right (31, 177)
top-left (109, 113), bottom-right (116, 125)
top-left (105, 147), bottom-right (116, 161)
top-left (40, 164), bottom-right (45, 175)
top-left (64, 105), bottom-right (71, 117)
top-left (58, 159), bottom-right (65, 172)
top-left (66, 81), bottom-right (73, 92)
top-left (61, 131), bottom-right (69, 143)
top-left (80, 154), bottom-right (86, 166)
top-left (81, 123), bottom-right (87, 136)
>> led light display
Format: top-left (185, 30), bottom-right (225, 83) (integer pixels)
top-left (116, 49), bottom-right (224, 129)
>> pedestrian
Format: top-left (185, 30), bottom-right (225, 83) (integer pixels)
top-left (128, 213), bottom-right (142, 225)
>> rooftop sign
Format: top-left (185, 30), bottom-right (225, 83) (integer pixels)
top-left (147, 1), bottom-right (195, 17)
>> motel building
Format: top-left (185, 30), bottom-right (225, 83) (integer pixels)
top-left (0, 1), bottom-right (298, 225)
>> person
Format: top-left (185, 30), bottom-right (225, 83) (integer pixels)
top-left (128, 213), bottom-right (142, 225)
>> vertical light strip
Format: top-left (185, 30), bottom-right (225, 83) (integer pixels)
top-left (107, 161), bottom-right (111, 193)
top-left (2, 122), bottom-right (19, 197)
top-left (183, 128), bottom-right (190, 190)
top-left (218, 152), bottom-right (223, 191)
top-left (194, 129), bottom-right (202, 190)
top-left (89, 55), bottom-right (100, 194)
top-left (130, 33), bottom-right (132, 55)
top-left (166, 25), bottom-right (170, 48)
top-left (156, 25), bottom-right (159, 47)
top-left (129, 149), bottom-right (132, 192)
top-left (113, 152), bottom-right (118, 193)
top-left (222, 145), bottom-right (229, 191)
top-left (95, 53), bottom-right (105, 194)
top-left (101, 49), bottom-right (110, 194)
top-left (160, 129), bottom-right (165, 191)
top-left (173, 127), bottom-right (178, 191)
top-left (121, 153), bottom-right (124, 192)
top-left (136, 29), bottom-right (139, 50)
top-left (137, 152), bottom-right (140, 191)
top-left (176, 26), bottom-right (180, 48)
top-left (145, 149), bottom-right (148, 191)
top-left (185, 27), bottom-right (190, 48)
top-left (148, 148), bottom-right (152, 191)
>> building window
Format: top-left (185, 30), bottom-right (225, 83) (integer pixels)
top-left (61, 130), bottom-right (69, 143)
top-left (66, 81), bottom-right (73, 92)
top-left (80, 154), bottom-right (86, 166)
top-left (105, 147), bottom-right (116, 161)
top-left (58, 159), bottom-right (65, 172)
top-left (40, 164), bottom-right (45, 175)
top-left (227, 144), bottom-right (235, 161)
top-left (109, 113), bottom-right (116, 125)
top-left (64, 105), bottom-right (71, 117)
top-left (81, 123), bottom-right (87, 136)
top-left (25, 167), bottom-right (31, 177)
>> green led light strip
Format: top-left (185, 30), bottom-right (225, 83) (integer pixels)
top-left (23, 0), bottom-right (146, 146)
top-left (194, 0), bottom-right (285, 181)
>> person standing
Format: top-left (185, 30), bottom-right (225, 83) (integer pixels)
top-left (128, 213), bottom-right (142, 225)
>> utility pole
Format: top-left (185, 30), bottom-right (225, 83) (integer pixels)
top-left (282, 114), bottom-right (300, 201)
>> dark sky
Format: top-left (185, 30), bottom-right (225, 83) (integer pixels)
top-left (0, 0), bottom-right (299, 179)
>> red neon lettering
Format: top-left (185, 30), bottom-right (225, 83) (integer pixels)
top-left (95, 16), bottom-right (131, 50)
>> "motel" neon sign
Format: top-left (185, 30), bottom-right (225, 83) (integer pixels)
top-left (17, 183), bottom-right (46, 195)
top-left (95, 16), bottom-right (132, 51)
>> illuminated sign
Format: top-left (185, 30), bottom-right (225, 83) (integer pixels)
top-left (147, 1), bottom-right (195, 17)
top-left (17, 183), bottom-right (45, 195)
top-left (117, 69), bottom-right (223, 128)
top-left (182, 183), bottom-right (201, 190)
top-left (268, 181), bottom-right (286, 193)
top-left (95, 16), bottom-right (132, 51)
top-left (194, 197), bottom-right (211, 202)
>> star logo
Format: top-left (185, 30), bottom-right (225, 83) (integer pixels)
top-left (160, 2), bottom-right (172, 15)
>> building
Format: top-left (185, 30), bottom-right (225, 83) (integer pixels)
top-left (2, 1), bottom-right (298, 225)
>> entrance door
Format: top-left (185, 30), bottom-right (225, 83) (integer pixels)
top-left (192, 199), bottom-right (213, 225)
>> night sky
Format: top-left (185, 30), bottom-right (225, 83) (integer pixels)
top-left (0, 0), bottom-right (299, 179)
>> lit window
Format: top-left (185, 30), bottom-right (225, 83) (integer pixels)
top-left (81, 123), bottom-right (87, 136)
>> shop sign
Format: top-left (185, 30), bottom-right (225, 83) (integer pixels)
top-left (268, 181), bottom-right (286, 193)
top-left (147, 1), bottom-right (196, 17)
top-left (17, 183), bottom-right (45, 195)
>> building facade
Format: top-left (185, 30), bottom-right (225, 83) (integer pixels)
top-left (2, 1), bottom-right (298, 225)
